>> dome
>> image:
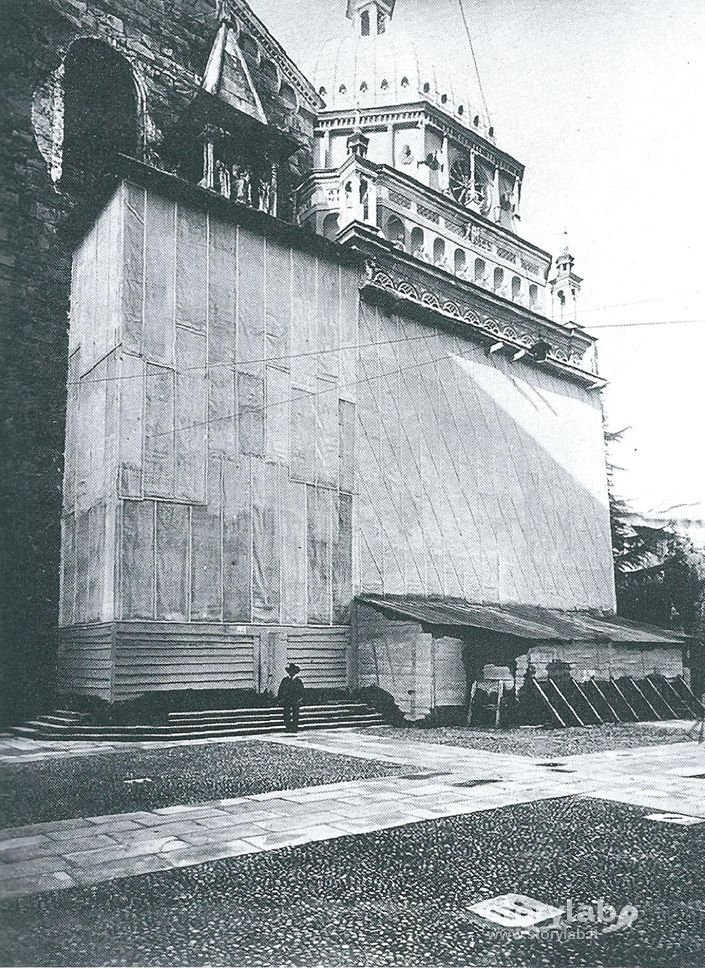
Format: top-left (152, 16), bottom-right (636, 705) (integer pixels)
top-left (311, 24), bottom-right (490, 135)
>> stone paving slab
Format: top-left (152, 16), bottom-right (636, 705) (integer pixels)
top-left (2, 729), bottom-right (704, 900)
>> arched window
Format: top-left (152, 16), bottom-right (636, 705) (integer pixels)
top-left (441, 93), bottom-right (448, 104)
top-left (474, 258), bottom-right (486, 283)
top-left (423, 82), bottom-right (431, 94)
top-left (339, 84), bottom-right (347, 95)
top-left (360, 81), bottom-right (368, 93)
top-left (380, 79), bottom-right (389, 91)
top-left (529, 284), bottom-right (538, 307)
top-left (62, 40), bottom-right (139, 187)
top-left (454, 249), bottom-right (467, 274)
top-left (411, 226), bottom-right (424, 255)
top-left (511, 276), bottom-right (521, 300)
top-left (385, 215), bottom-right (405, 248)
top-left (458, 105), bottom-right (465, 116)
top-left (361, 10), bottom-right (370, 35)
top-left (401, 76), bottom-right (410, 88)
top-left (493, 267), bottom-right (504, 291)
top-left (433, 237), bottom-right (446, 265)
top-left (280, 82), bottom-right (297, 111)
top-left (322, 212), bottom-right (340, 241)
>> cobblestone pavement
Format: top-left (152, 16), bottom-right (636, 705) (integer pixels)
top-left (1, 727), bottom-right (704, 902)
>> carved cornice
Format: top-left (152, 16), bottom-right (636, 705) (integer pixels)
top-left (224, 0), bottom-right (324, 112)
top-left (361, 255), bottom-right (600, 383)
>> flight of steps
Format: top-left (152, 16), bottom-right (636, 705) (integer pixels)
top-left (10, 703), bottom-right (387, 743)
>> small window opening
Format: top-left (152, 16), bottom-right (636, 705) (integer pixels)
top-left (474, 258), bottom-right (486, 283)
top-left (339, 84), bottom-right (347, 94)
top-left (493, 266), bottom-right (504, 291)
top-left (423, 82), bottom-right (431, 94)
top-left (529, 284), bottom-right (538, 307)
top-left (454, 248), bottom-right (467, 274)
top-left (360, 81), bottom-right (368, 93)
top-left (380, 79), bottom-right (389, 91)
top-left (401, 76), bottom-right (410, 88)
top-left (473, 115), bottom-right (480, 127)
top-left (511, 276), bottom-right (521, 300)
top-left (441, 93), bottom-right (448, 104)
top-left (458, 104), bottom-right (464, 115)
top-left (361, 10), bottom-right (370, 36)
top-left (378, 11), bottom-right (387, 33)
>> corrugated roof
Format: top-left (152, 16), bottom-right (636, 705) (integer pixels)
top-left (358, 595), bottom-right (688, 646)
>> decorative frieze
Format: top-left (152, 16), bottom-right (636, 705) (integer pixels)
top-left (362, 258), bottom-right (595, 377)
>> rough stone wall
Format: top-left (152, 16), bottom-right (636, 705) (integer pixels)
top-left (0, 0), bottom-right (313, 721)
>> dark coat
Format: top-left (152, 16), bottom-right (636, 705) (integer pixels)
top-left (278, 675), bottom-right (304, 706)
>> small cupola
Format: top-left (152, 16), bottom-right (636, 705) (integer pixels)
top-left (347, 0), bottom-right (396, 36)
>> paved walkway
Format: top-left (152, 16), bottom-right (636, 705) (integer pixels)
top-left (1, 729), bottom-right (704, 901)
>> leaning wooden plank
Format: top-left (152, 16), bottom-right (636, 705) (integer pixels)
top-left (591, 679), bottom-right (622, 722)
top-left (663, 676), bottom-right (702, 717)
top-left (628, 677), bottom-right (662, 719)
top-left (673, 675), bottom-right (705, 716)
top-left (643, 677), bottom-right (677, 718)
top-left (572, 678), bottom-right (604, 724)
top-left (548, 678), bottom-right (585, 727)
top-left (610, 678), bottom-right (639, 721)
top-left (532, 679), bottom-right (567, 728)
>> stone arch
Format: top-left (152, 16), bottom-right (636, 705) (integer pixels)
top-left (385, 214), bottom-right (406, 248)
top-left (454, 248), bottom-right (466, 274)
top-left (433, 237), bottom-right (446, 264)
top-left (60, 38), bottom-right (141, 189)
top-left (322, 212), bottom-right (340, 241)
top-left (280, 81), bottom-right (298, 112)
top-left (410, 226), bottom-right (424, 256)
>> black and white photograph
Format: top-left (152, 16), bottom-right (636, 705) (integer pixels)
top-left (1, 0), bottom-right (704, 965)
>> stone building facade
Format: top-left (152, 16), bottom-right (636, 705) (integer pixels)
top-left (3, 0), bottom-right (686, 720)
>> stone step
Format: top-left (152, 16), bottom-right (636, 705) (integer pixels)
top-left (10, 703), bottom-right (387, 742)
top-left (10, 713), bottom-right (385, 743)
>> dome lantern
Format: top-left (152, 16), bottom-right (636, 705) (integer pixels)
top-left (347, 1), bottom-right (396, 36)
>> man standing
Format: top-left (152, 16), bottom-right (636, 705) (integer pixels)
top-left (278, 663), bottom-right (304, 733)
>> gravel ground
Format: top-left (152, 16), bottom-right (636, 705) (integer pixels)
top-left (361, 723), bottom-right (694, 757)
top-left (0, 742), bottom-right (403, 829)
top-left (1, 796), bottom-right (703, 967)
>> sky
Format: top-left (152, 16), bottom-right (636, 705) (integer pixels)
top-left (251, 0), bottom-right (705, 518)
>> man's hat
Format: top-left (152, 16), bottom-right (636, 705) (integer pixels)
top-left (285, 663), bottom-right (301, 675)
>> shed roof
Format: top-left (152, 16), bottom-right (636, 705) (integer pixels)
top-left (358, 595), bottom-right (688, 646)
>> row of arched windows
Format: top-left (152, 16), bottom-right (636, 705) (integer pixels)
top-left (383, 216), bottom-right (539, 306)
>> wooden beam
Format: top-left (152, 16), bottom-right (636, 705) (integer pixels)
top-left (590, 679), bottom-right (621, 722)
top-left (610, 678), bottom-right (639, 721)
top-left (628, 678), bottom-right (662, 720)
top-left (643, 677), bottom-right (677, 719)
top-left (549, 678), bottom-right (585, 727)
top-left (532, 678), bottom-right (567, 728)
top-left (572, 679), bottom-right (604, 725)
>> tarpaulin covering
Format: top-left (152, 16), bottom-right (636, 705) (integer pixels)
top-left (223, 456), bottom-right (252, 622)
top-left (358, 595), bottom-right (689, 646)
top-left (191, 457), bottom-right (223, 621)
